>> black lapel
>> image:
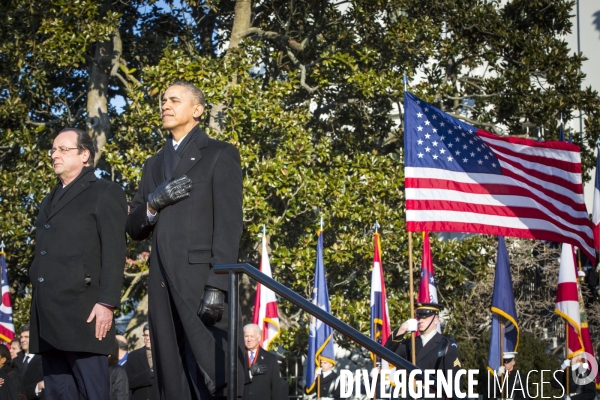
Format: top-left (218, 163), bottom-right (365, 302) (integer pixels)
top-left (152, 150), bottom-right (165, 185)
top-left (172, 129), bottom-right (208, 177)
top-left (47, 171), bottom-right (96, 221)
top-left (417, 332), bottom-right (442, 363)
top-left (42, 185), bottom-right (61, 220)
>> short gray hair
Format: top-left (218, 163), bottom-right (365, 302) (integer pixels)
top-left (243, 324), bottom-right (260, 337)
top-left (170, 81), bottom-right (206, 108)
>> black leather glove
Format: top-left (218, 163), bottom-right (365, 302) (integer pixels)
top-left (147, 175), bottom-right (192, 212)
top-left (250, 364), bottom-right (267, 376)
top-left (198, 286), bottom-right (225, 326)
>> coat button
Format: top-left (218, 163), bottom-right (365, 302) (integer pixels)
top-left (40, 251), bottom-right (47, 256)
top-left (44, 224), bottom-right (50, 229)
top-left (38, 277), bottom-right (44, 282)
top-left (160, 282), bottom-right (165, 288)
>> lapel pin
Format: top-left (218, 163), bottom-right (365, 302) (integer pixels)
top-left (191, 157), bottom-right (196, 160)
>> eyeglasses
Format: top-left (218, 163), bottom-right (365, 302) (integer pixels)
top-left (48, 146), bottom-right (79, 156)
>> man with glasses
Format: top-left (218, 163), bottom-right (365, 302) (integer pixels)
top-left (385, 302), bottom-right (463, 397)
top-left (29, 128), bottom-right (127, 399)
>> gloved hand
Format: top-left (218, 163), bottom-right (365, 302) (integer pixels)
top-left (198, 286), bottom-right (225, 326)
top-left (250, 364), bottom-right (267, 376)
top-left (561, 359), bottom-right (570, 370)
top-left (405, 319), bottom-right (418, 332)
top-left (370, 367), bottom-right (380, 378)
top-left (148, 175), bottom-right (192, 212)
top-left (497, 366), bottom-right (505, 376)
top-left (315, 367), bottom-right (322, 376)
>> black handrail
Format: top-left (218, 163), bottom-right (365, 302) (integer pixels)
top-left (215, 263), bottom-right (464, 400)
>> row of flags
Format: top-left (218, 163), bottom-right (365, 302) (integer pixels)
top-left (0, 249), bottom-right (15, 344)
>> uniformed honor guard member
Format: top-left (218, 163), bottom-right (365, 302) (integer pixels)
top-left (385, 302), bottom-right (463, 397)
top-left (489, 352), bottom-right (528, 400)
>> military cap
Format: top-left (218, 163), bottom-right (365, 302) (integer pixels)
top-left (415, 302), bottom-right (443, 317)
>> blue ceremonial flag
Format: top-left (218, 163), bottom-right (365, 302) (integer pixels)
top-left (305, 230), bottom-right (335, 393)
top-left (487, 237), bottom-right (519, 374)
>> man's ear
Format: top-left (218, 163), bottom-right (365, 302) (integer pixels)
top-left (193, 104), bottom-right (205, 119)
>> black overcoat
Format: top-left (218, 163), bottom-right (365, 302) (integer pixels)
top-left (242, 348), bottom-right (287, 400)
top-left (29, 169), bottom-right (127, 355)
top-left (21, 354), bottom-right (44, 400)
top-left (125, 347), bottom-right (159, 400)
top-left (126, 127), bottom-right (245, 398)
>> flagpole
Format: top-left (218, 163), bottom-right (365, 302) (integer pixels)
top-left (408, 232), bottom-right (416, 365)
top-left (317, 373), bottom-right (321, 399)
top-left (373, 221), bottom-right (380, 400)
top-left (565, 321), bottom-right (570, 398)
top-left (499, 317), bottom-right (505, 400)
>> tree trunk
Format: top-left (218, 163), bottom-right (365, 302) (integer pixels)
top-left (125, 292), bottom-right (149, 350)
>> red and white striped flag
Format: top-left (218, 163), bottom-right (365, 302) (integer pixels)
top-left (592, 154), bottom-right (600, 250)
top-left (0, 251), bottom-right (15, 343)
top-left (404, 93), bottom-right (596, 263)
top-left (555, 243), bottom-right (584, 357)
top-left (370, 232), bottom-right (391, 369)
top-left (251, 234), bottom-right (280, 350)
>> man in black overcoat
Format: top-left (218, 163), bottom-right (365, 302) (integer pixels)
top-left (29, 128), bottom-right (128, 399)
top-left (125, 324), bottom-right (159, 400)
top-left (126, 81), bottom-right (245, 399)
top-left (242, 324), bottom-right (287, 400)
top-left (385, 303), bottom-right (463, 399)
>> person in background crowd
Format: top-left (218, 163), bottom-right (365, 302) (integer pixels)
top-left (305, 359), bottom-right (340, 400)
top-left (17, 324), bottom-right (44, 400)
top-left (0, 344), bottom-right (25, 399)
top-left (115, 335), bottom-right (128, 366)
top-left (28, 128), bottom-right (127, 399)
top-left (242, 324), bottom-right (287, 400)
top-left (125, 324), bottom-right (159, 400)
top-left (9, 340), bottom-right (21, 361)
top-left (551, 355), bottom-right (596, 400)
top-left (107, 341), bottom-right (128, 400)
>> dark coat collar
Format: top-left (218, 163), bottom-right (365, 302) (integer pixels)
top-left (152, 126), bottom-right (209, 185)
top-left (45, 167), bottom-right (97, 221)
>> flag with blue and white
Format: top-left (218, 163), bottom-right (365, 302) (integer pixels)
top-left (305, 230), bottom-right (335, 393)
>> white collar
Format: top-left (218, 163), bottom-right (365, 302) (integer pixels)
top-left (420, 330), bottom-right (437, 346)
top-left (323, 370), bottom-right (333, 378)
top-left (173, 134), bottom-right (188, 147)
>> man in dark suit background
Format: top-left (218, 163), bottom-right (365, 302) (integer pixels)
top-left (125, 324), bottom-right (159, 400)
top-left (242, 324), bottom-right (287, 400)
top-left (15, 324), bottom-right (45, 399)
top-left (28, 128), bottom-right (128, 399)
top-left (127, 82), bottom-right (245, 399)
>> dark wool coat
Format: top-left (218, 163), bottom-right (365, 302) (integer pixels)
top-left (126, 127), bottom-right (245, 399)
top-left (125, 347), bottom-right (159, 400)
top-left (29, 168), bottom-right (127, 355)
top-left (242, 348), bottom-right (287, 400)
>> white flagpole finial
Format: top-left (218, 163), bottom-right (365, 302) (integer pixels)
top-left (320, 217), bottom-right (323, 230)
top-left (262, 224), bottom-right (266, 236)
top-left (373, 221), bottom-right (380, 233)
top-left (596, 138), bottom-right (600, 148)
top-left (403, 70), bottom-right (408, 92)
top-left (0, 241), bottom-right (5, 252)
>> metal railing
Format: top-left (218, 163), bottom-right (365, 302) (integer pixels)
top-left (214, 263), bottom-right (460, 400)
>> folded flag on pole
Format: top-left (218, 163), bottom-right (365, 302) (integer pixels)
top-left (417, 231), bottom-right (440, 334)
top-left (370, 232), bottom-right (391, 368)
top-left (251, 234), bottom-right (280, 350)
top-left (592, 154), bottom-right (600, 251)
top-left (555, 243), bottom-right (584, 357)
top-left (0, 251), bottom-right (15, 343)
top-left (487, 237), bottom-right (519, 374)
top-left (305, 230), bottom-right (335, 393)
top-left (403, 92), bottom-right (596, 264)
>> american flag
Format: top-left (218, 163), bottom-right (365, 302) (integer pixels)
top-left (0, 251), bottom-right (15, 343)
top-left (404, 92), bottom-right (596, 263)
